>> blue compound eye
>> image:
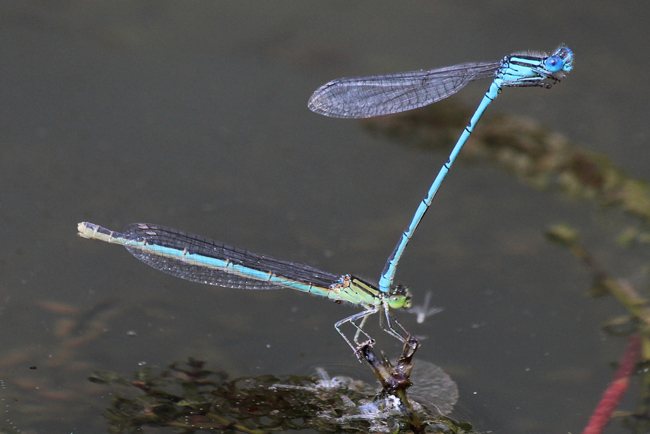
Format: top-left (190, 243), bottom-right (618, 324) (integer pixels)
top-left (545, 56), bottom-right (564, 73)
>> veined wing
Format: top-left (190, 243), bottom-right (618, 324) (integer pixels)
top-left (308, 60), bottom-right (500, 119)
top-left (122, 223), bottom-right (342, 291)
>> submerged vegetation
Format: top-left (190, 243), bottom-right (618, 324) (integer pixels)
top-left (88, 355), bottom-right (471, 434)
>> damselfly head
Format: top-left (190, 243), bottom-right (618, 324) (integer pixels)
top-left (388, 285), bottom-right (412, 309)
top-left (545, 46), bottom-right (573, 79)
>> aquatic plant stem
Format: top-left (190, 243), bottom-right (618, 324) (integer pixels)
top-left (582, 335), bottom-right (641, 434)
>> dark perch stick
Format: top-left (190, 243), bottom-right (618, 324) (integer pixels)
top-left (359, 336), bottom-right (423, 432)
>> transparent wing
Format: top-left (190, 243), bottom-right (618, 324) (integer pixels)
top-left (308, 60), bottom-right (500, 119)
top-left (124, 223), bottom-right (341, 291)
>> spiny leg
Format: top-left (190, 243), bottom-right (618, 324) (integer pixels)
top-left (503, 80), bottom-right (555, 88)
top-left (335, 306), bottom-right (380, 353)
top-left (353, 314), bottom-right (370, 345)
top-left (380, 303), bottom-right (413, 345)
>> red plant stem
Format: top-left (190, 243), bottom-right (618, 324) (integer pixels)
top-left (582, 335), bottom-right (642, 434)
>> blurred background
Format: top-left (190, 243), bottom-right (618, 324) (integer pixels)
top-left (1, 1), bottom-right (649, 432)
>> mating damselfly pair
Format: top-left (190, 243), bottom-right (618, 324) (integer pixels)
top-left (78, 46), bottom-right (573, 356)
